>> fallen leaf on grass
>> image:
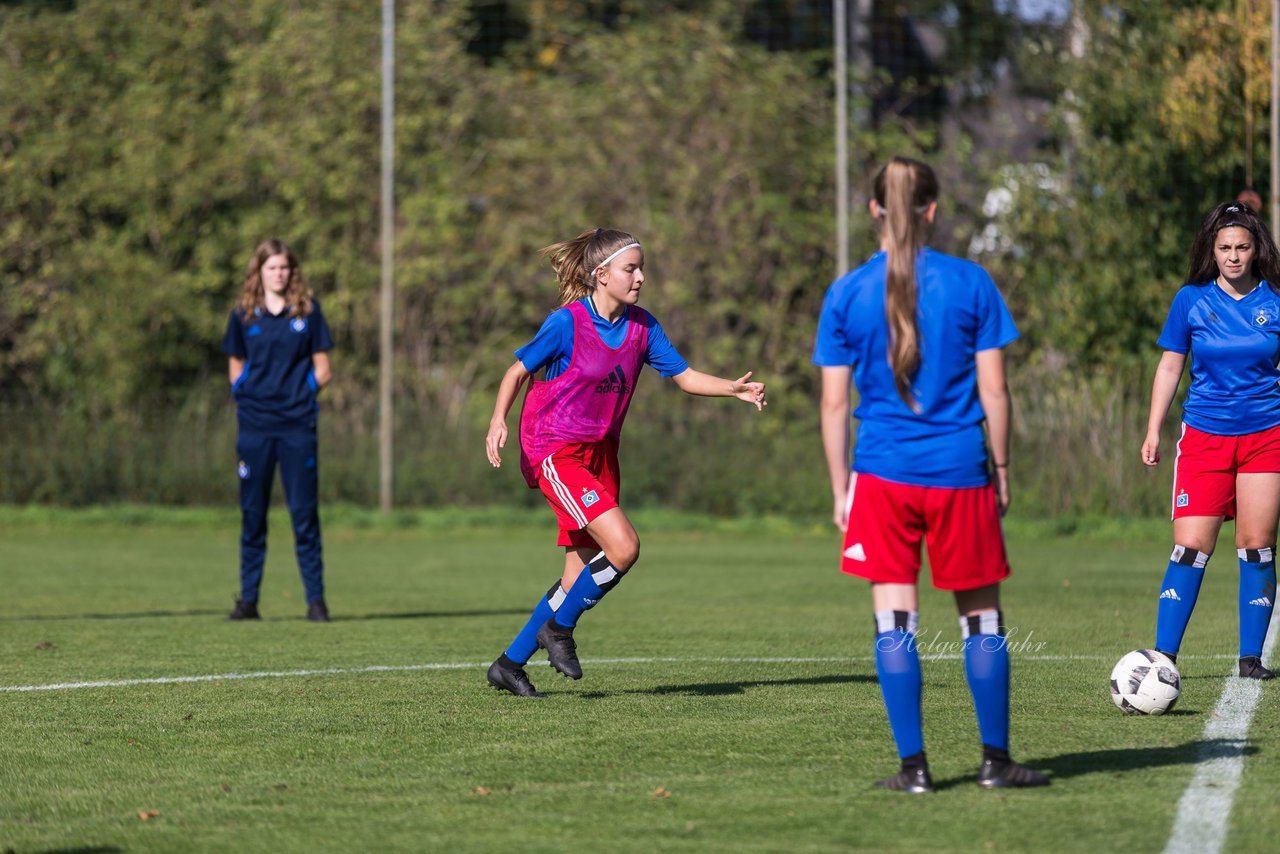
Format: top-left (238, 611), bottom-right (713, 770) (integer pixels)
top-left (273, 784), bottom-right (288, 791)
top-left (182, 713), bottom-right (194, 721)
top-left (221, 784), bottom-right (232, 793)
top-left (127, 739), bottom-right (141, 747)
top-left (33, 641), bottom-right (55, 650)
top-left (651, 786), bottom-right (671, 798)
top-left (472, 786), bottom-right (492, 796)
top-left (136, 809), bottom-right (160, 821)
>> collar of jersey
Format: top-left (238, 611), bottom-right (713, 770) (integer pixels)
top-left (584, 296), bottom-right (629, 327)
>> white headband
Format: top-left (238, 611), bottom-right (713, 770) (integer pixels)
top-left (594, 242), bottom-right (641, 273)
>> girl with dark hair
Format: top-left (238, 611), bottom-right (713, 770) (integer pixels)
top-left (483, 228), bottom-right (766, 698)
top-left (222, 239), bottom-right (334, 622)
top-left (1142, 201), bottom-right (1280, 680)
top-left (814, 157), bottom-right (1047, 792)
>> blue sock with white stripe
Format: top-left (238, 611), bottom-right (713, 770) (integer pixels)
top-left (962, 611), bottom-right (1009, 752)
top-left (1238, 547), bottom-right (1276, 659)
top-left (504, 581), bottom-right (561, 665)
top-left (552, 551), bottom-right (623, 629)
top-left (873, 610), bottom-right (923, 759)
top-left (1155, 546), bottom-right (1209, 657)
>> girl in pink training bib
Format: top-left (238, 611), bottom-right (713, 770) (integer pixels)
top-left (483, 227), bottom-right (767, 698)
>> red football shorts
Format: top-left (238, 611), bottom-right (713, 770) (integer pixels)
top-left (533, 440), bottom-right (620, 548)
top-left (1171, 423), bottom-right (1280, 520)
top-left (839, 472), bottom-right (1011, 590)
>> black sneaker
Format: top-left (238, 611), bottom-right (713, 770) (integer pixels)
top-left (874, 767), bottom-right (934, 794)
top-left (977, 758), bottom-right (1051, 789)
top-left (487, 655), bottom-right (545, 698)
top-left (226, 598), bottom-right (260, 621)
top-left (536, 619), bottom-right (583, 679)
top-left (306, 600), bottom-right (330, 623)
top-left (1239, 656), bottom-right (1275, 679)
top-left (1156, 649), bottom-right (1177, 665)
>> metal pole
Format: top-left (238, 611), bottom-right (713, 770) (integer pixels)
top-left (379, 0), bottom-right (395, 512)
top-left (1272, 0), bottom-right (1279, 235)
top-left (834, 0), bottom-right (849, 277)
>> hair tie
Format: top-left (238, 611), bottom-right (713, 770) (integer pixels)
top-left (594, 227), bottom-right (603, 238)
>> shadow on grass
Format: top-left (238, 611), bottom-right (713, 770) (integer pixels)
top-left (577, 672), bottom-right (875, 698)
top-left (931, 738), bottom-right (1259, 791)
top-left (1, 609), bottom-right (226, 621)
top-left (331, 608), bottom-right (530, 622)
top-left (1, 607), bottom-right (528, 622)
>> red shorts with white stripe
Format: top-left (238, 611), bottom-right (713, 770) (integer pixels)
top-left (1172, 423), bottom-right (1280, 520)
top-left (840, 472), bottom-right (1010, 591)
top-left (533, 440), bottom-right (620, 548)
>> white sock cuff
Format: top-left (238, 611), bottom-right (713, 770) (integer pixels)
top-left (874, 610), bottom-right (918, 635)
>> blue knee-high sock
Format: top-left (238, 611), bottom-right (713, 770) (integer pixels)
top-left (553, 551), bottom-right (623, 629)
top-left (1238, 547), bottom-right (1277, 659)
top-left (504, 581), bottom-right (560, 664)
top-left (962, 612), bottom-right (1010, 752)
top-left (873, 610), bottom-right (923, 759)
top-left (1155, 546), bottom-right (1209, 656)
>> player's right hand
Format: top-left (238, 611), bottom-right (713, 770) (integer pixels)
top-left (485, 421), bottom-right (508, 468)
top-left (1141, 434), bottom-right (1160, 467)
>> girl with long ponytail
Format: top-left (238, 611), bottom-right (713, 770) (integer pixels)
top-left (814, 157), bottom-right (1047, 792)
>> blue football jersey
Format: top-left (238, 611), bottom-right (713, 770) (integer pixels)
top-left (222, 299), bottom-right (334, 432)
top-left (1157, 282), bottom-right (1280, 436)
top-left (813, 248), bottom-right (1019, 488)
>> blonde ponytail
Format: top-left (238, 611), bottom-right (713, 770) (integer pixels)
top-left (873, 157), bottom-right (938, 409)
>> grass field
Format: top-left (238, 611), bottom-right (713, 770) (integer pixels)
top-left (2, 506), bottom-right (1278, 853)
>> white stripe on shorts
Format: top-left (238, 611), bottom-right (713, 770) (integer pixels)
top-left (542, 455), bottom-right (589, 528)
top-left (1171, 422), bottom-right (1187, 521)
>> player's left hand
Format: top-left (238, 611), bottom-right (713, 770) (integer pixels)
top-left (732, 372), bottom-right (767, 411)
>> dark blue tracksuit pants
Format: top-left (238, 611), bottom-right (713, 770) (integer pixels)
top-left (236, 429), bottom-right (324, 604)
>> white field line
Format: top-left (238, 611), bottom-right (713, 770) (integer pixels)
top-left (1, 652), bottom-right (1131, 694)
top-left (1164, 613), bottom-right (1280, 854)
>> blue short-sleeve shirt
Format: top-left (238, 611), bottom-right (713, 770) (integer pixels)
top-left (1157, 282), bottom-right (1280, 436)
top-left (222, 299), bottom-right (334, 432)
top-left (813, 248), bottom-right (1019, 487)
top-left (516, 297), bottom-right (688, 379)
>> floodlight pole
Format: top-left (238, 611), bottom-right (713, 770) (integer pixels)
top-left (834, 0), bottom-right (849, 277)
top-left (1272, 0), bottom-right (1279, 236)
top-left (379, 0), bottom-right (395, 512)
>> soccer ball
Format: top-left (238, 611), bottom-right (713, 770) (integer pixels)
top-left (1110, 649), bottom-right (1181, 715)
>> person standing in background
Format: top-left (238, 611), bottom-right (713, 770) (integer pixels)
top-left (1142, 201), bottom-right (1280, 679)
top-left (223, 239), bottom-right (334, 622)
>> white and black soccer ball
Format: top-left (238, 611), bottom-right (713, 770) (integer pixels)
top-left (1110, 649), bottom-right (1181, 715)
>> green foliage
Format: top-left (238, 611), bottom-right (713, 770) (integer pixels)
top-left (1, 0), bottom-right (1246, 517)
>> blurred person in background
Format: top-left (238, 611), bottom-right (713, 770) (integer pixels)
top-left (1237, 187), bottom-right (1263, 214)
top-left (1142, 201), bottom-right (1280, 679)
top-left (815, 156), bottom-right (1048, 792)
top-left (222, 239), bottom-right (334, 622)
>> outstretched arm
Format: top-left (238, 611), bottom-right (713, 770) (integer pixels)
top-left (670, 368), bottom-right (767, 411)
top-left (485, 360), bottom-right (533, 468)
top-left (820, 366), bottom-right (852, 531)
top-left (975, 348), bottom-right (1011, 514)
top-left (1142, 350), bottom-right (1186, 467)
